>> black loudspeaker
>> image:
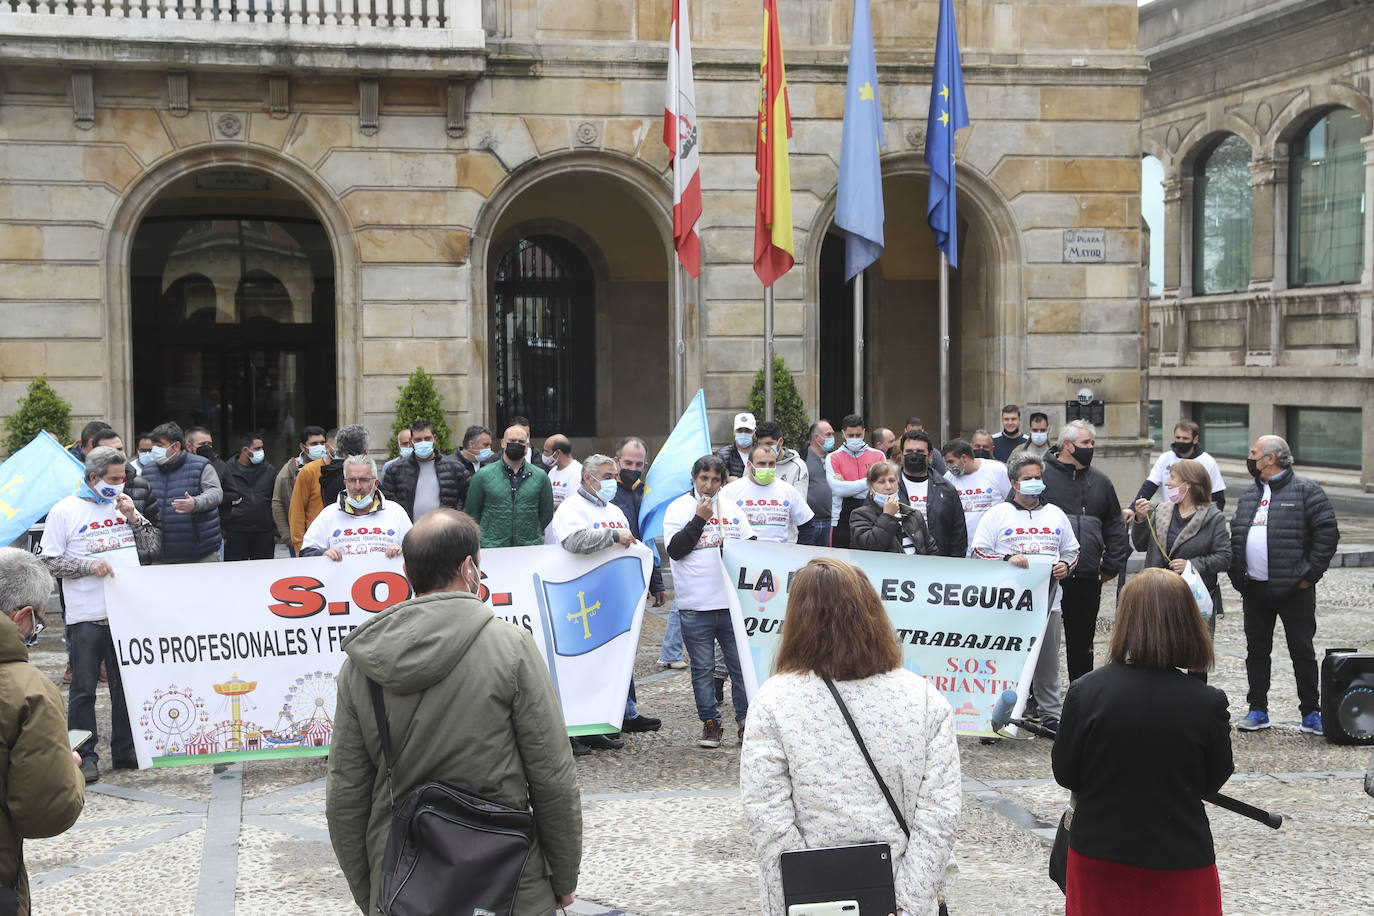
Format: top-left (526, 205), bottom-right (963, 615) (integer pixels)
top-left (1320, 648), bottom-right (1374, 746)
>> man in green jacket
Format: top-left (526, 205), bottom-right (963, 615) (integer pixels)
top-left (325, 509), bottom-right (581, 915)
top-left (0, 548), bottom-right (86, 915)
top-left (463, 424), bottom-right (555, 547)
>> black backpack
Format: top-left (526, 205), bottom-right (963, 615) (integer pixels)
top-left (368, 674), bottom-right (537, 916)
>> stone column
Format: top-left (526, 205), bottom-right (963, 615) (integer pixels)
top-left (1162, 175), bottom-right (1184, 297)
top-left (1248, 156), bottom-right (1281, 290)
top-left (1271, 144), bottom-right (1290, 292)
top-left (1362, 135), bottom-right (1374, 289)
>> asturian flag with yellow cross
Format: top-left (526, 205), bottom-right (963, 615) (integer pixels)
top-left (0, 431), bottom-right (86, 546)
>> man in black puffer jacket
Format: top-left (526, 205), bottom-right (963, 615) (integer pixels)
top-left (381, 422), bottom-right (466, 521)
top-left (1229, 435), bottom-right (1339, 736)
top-left (1042, 420), bottom-right (1129, 684)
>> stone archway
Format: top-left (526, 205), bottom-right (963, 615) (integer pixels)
top-left (103, 146), bottom-right (359, 442)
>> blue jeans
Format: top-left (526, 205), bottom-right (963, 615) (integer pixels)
top-left (657, 601), bottom-right (684, 665)
top-left (679, 609), bottom-right (747, 726)
top-left (67, 621), bottom-right (135, 765)
top-left (796, 518), bottom-right (828, 546)
top-left (624, 680), bottom-right (638, 720)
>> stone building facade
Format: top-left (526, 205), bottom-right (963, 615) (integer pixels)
top-left (0, 0), bottom-right (1150, 489)
top-left (1141, 0), bottom-right (1374, 486)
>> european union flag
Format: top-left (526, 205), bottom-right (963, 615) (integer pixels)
top-left (925, 0), bottom-right (970, 268)
top-left (835, 0), bottom-right (885, 282)
top-left (0, 431), bottom-right (85, 546)
top-left (639, 388), bottom-right (711, 564)
top-left (539, 555), bottom-right (647, 656)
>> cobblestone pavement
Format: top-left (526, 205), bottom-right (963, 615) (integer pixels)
top-left (27, 565), bottom-right (1374, 915)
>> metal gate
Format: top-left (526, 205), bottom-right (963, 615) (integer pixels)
top-left (492, 235), bottom-right (596, 436)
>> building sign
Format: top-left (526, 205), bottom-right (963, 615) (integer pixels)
top-left (195, 170), bottom-right (270, 191)
top-left (1063, 229), bottom-right (1107, 262)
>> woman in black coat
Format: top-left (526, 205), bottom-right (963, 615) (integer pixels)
top-left (848, 461), bottom-right (938, 556)
top-left (1130, 458), bottom-right (1231, 633)
top-left (1052, 568), bottom-right (1232, 916)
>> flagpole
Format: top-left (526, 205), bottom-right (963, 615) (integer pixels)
top-left (673, 258), bottom-right (686, 417)
top-left (764, 284), bottom-right (775, 420)
top-left (853, 271), bottom-right (864, 414)
top-left (939, 250), bottom-right (950, 447)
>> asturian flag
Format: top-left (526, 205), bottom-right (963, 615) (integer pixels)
top-left (925, 0), bottom-right (970, 268)
top-left (836, 0), bottom-right (886, 281)
top-left (754, 0), bottom-right (795, 287)
top-left (0, 431), bottom-right (85, 546)
top-left (639, 388), bottom-right (711, 564)
top-left (664, 0), bottom-right (703, 277)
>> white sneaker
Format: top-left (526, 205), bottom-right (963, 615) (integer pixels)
top-left (658, 660), bottom-right (687, 670)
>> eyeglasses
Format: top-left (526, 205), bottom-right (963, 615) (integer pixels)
top-left (24, 616), bottom-right (44, 648)
top-left (345, 478), bottom-right (375, 486)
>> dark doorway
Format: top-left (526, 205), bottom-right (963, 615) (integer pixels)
top-left (130, 213), bottom-right (336, 462)
top-left (818, 232), bottom-right (872, 425)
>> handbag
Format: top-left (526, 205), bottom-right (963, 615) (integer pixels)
top-left (1143, 510), bottom-right (1213, 617)
top-left (1048, 807), bottom-right (1071, 894)
top-left (781, 677), bottom-right (950, 916)
top-left (367, 675), bottom-right (537, 916)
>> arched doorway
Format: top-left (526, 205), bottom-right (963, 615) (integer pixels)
top-left (129, 171), bottom-right (337, 461)
top-left (482, 165), bottom-right (672, 450)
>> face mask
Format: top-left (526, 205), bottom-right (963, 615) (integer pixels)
top-left (464, 561), bottom-right (481, 595)
top-left (1167, 488), bottom-right (1187, 504)
top-left (476, 447), bottom-right (493, 462)
top-left (1246, 457), bottom-right (1261, 479)
top-left (138, 451), bottom-right (155, 468)
top-left (1071, 445), bottom-right (1094, 468)
top-left (1030, 432), bottom-right (1048, 447)
top-left (618, 468), bottom-right (640, 486)
top-left (872, 492), bottom-right (890, 506)
top-left (249, 450), bottom-right (265, 465)
top-left (307, 444), bottom-right (327, 462)
top-left (346, 490), bottom-right (374, 510)
top-left (822, 436), bottom-right (836, 452)
top-left (413, 441), bottom-right (434, 460)
top-left (21, 613), bottom-right (43, 648)
top-left (753, 468), bottom-right (776, 486)
top-left (151, 445), bottom-right (171, 465)
top-left (596, 479), bottom-right (619, 502)
top-left (947, 463), bottom-right (964, 477)
top-left (1018, 478), bottom-right (1046, 497)
top-left (196, 444), bottom-right (216, 461)
top-left (734, 433), bottom-right (753, 450)
top-left (97, 481), bottom-right (125, 500)
top-left (973, 448), bottom-right (993, 460)
top-left (903, 453), bottom-right (928, 476)
top-left (844, 437), bottom-right (866, 454)
top-left (504, 441), bottom-right (526, 461)
top-left (1171, 441), bottom-right (1195, 457)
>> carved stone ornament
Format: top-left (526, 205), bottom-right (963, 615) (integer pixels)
top-left (217, 113), bottom-right (243, 138)
top-left (576, 121), bottom-right (598, 146)
top-left (905, 124), bottom-right (925, 148)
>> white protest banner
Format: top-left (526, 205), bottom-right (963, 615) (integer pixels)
top-left (723, 541), bottom-right (1052, 737)
top-left (104, 544), bottom-right (652, 768)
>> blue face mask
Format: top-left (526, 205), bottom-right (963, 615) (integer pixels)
top-left (1019, 478), bottom-right (1046, 497)
top-left (822, 436), bottom-right (836, 452)
top-left (346, 490), bottom-right (374, 510)
top-left (597, 478), bottom-right (619, 502)
top-left (1030, 432), bottom-right (1048, 447)
top-left (734, 433), bottom-right (753, 450)
top-left (413, 441), bottom-right (435, 460)
top-left (138, 451), bottom-right (155, 468)
top-left (399, 446), bottom-right (414, 459)
top-left (150, 445), bottom-right (170, 465)
top-left (307, 444), bottom-right (327, 462)
top-left (476, 447), bottom-right (493, 462)
top-left (250, 449), bottom-right (265, 465)
top-left (845, 437), bottom-right (867, 454)
top-left (872, 492), bottom-right (890, 506)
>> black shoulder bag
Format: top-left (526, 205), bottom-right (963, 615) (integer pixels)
top-left (780, 677), bottom-right (950, 916)
top-left (367, 665), bottom-right (537, 916)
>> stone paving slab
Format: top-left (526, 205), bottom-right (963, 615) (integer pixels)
top-left (22, 566), bottom-right (1374, 915)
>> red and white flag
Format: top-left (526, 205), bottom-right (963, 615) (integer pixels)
top-left (663, 0), bottom-right (702, 277)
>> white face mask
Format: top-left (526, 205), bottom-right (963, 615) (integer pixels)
top-left (97, 481), bottom-right (125, 501)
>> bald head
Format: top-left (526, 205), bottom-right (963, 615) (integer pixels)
top-left (543, 434), bottom-right (573, 470)
top-left (402, 508), bottom-right (482, 596)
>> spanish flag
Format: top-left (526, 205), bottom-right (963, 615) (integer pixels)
top-left (754, 0), bottom-right (794, 287)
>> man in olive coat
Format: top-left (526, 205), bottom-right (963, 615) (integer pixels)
top-left (325, 510), bottom-right (582, 915)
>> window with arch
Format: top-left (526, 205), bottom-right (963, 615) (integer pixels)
top-left (1289, 108), bottom-right (1368, 287)
top-left (492, 235), bottom-right (596, 436)
top-left (1193, 135), bottom-right (1253, 294)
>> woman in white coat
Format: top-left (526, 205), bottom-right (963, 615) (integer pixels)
top-left (740, 556), bottom-right (961, 916)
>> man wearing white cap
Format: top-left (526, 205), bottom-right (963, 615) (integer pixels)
top-left (713, 412), bottom-right (757, 484)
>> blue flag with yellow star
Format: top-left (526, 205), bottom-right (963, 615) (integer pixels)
top-left (0, 431), bottom-right (85, 546)
top-left (925, 0), bottom-right (969, 268)
top-left (639, 388), bottom-right (711, 565)
top-left (836, 0), bottom-right (885, 281)
top-left (539, 555), bottom-right (647, 656)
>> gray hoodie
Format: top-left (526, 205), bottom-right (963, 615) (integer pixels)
top-left (325, 590), bottom-right (582, 915)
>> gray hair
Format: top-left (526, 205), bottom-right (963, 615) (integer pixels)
top-left (342, 454), bottom-right (378, 478)
top-left (582, 454), bottom-right (615, 480)
top-left (1058, 419), bottom-right (1095, 450)
top-left (334, 424), bottom-right (370, 458)
top-left (0, 547), bottom-right (54, 615)
top-left (1257, 435), bottom-right (1294, 469)
top-left (85, 446), bottom-right (128, 481)
top-left (1006, 451), bottom-right (1045, 482)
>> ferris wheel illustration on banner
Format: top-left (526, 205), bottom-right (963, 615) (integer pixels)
top-left (140, 686), bottom-right (207, 754)
top-left (281, 670), bottom-right (337, 733)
